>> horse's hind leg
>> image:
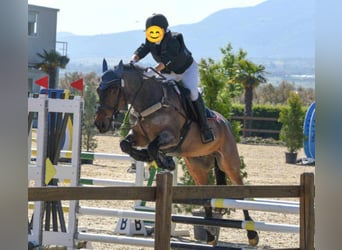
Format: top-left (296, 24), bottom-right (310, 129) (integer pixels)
top-left (243, 210), bottom-right (259, 246)
top-left (216, 150), bottom-right (259, 246)
top-left (184, 156), bottom-right (219, 245)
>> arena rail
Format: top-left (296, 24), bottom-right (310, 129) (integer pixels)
top-left (28, 171), bottom-right (314, 250)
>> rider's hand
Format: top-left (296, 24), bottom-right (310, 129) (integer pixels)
top-left (155, 62), bottom-right (165, 72)
top-left (131, 54), bottom-right (139, 63)
top-left (144, 68), bottom-right (155, 78)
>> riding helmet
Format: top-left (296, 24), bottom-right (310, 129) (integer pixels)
top-left (145, 14), bottom-right (169, 30)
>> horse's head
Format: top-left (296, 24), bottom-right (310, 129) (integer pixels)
top-left (94, 59), bottom-right (126, 133)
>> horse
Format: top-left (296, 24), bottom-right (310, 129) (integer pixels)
top-left (94, 59), bottom-right (259, 246)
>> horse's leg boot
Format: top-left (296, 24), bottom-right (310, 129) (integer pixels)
top-left (193, 94), bottom-right (215, 144)
top-left (156, 152), bottom-right (175, 171)
top-left (120, 140), bottom-right (153, 162)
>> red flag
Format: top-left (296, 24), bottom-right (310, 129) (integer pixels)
top-left (70, 78), bottom-right (84, 91)
top-left (35, 76), bottom-right (49, 88)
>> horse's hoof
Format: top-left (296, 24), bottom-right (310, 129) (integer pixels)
top-left (248, 232), bottom-right (259, 246)
top-left (207, 239), bottom-right (217, 245)
top-left (206, 235), bottom-right (217, 245)
top-left (120, 140), bottom-right (131, 153)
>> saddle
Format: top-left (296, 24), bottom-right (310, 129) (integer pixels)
top-left (162, 80), bottom-right (216, 121)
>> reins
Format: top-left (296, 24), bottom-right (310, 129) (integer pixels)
top-left (98, 62), bottom-right (192, 151)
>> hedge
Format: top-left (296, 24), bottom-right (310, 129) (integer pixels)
top-left (230, 104), bottom-right (287, 140)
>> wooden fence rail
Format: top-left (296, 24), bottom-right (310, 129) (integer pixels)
top-left (230, 115), bottom-right (281, 135)
top-left (28, 185), bottom-right (301, 202)
top-left (28, 172), bottom-right (314, 250)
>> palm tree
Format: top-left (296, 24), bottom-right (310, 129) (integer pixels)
top-left (234, 59), bottom-right (267, 137)
top-left (35, 49), bottom-right (70, 89)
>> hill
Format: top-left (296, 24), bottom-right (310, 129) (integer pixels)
top-left (57, 0), bottom-right (314, 87)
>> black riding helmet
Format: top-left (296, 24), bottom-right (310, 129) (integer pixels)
top-left (145, 14), bottom-right (169, 30)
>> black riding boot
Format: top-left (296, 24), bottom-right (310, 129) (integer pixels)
top-left (193, 94), bottom-right (215, 144)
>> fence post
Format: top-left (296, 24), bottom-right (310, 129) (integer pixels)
top-left (300, 172), bottom-right (315, 250)
top-left (154, 171), bottom-right (173, 250)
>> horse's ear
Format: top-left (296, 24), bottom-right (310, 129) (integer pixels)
top-left (102, 58), bottom-right (108, 72)
top-left (116, 60), bottom-right (124, 77)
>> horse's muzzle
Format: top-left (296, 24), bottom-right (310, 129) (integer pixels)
top-left (94, 113), bottom-right (112, 133)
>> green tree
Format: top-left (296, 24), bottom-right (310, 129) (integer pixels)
top-left (59, 71), bottom-right (98, 95)
top-left (60, 72), bottom-right (83, 93)
top-left (233, 59), bottom-right (267, 137)
top-left (198, 57), bottom-right (241, 141)
top-left (35, 49), bottom-right (70, 89)
top-left (278, 91), bottom-right (305, 153)
top-left (220, 43), bottom-right (246, 100)
top-left (82, 83), bottom-right (98, 152)
top-left (254, 81), bottom-right (315, 106)
top-left (296, 86), bottom-right (315, 106)
top-left (198, 58), bottom-right (227, 114)
top-left (275, 81), bottom-right (296, 104)
top-left (255, 83), bottom-right (276, 104)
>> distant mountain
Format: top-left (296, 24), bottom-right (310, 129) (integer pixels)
top-left (57, 0), bottom-right (314, 87)
top-left (178, 0), bottom-right (314, 59)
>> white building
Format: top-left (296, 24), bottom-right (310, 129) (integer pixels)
top-left (28, 4), bottom-right (67, 93)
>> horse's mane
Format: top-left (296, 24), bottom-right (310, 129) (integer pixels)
top-left (122, 63), bottom-right (165, 85)
top-left (122, 63), bottom-right (144, 74)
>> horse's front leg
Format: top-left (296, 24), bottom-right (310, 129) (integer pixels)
top-left (120, 134), bottom-right (153, 162)
top-left (147, 132), bottom-right (176, 171)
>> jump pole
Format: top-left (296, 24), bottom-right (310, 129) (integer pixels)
top-left (176, 198), bottom-right (299, 214)
top-left (210, 198), bottom-right (299, 214)
top-left (172, 215), bottom-right (299, 234)
top-left (31, 203), bottom-right (299, 233)
top-left (79, 177), bottom-right (136, 186)
top-left (77, 232), bottom-right (254, 250)
top-left (31, 148), bottom-right (133, 161)
top-left (77, 233), bottom-right (251, 250)
top-left (76, 232), bottom-right (154, 247)
top-left (79, 207), bottom-right (155, 221)
top-left (170, 241), bottom-right (255, 250)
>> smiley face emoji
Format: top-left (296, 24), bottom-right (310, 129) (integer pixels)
top-left (146, 25), bottom-right (164, 43)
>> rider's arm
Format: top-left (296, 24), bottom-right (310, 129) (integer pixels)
top-left (134, 41), bottom-right (150, 61)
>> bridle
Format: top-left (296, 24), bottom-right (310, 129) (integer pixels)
top-left (96, 78), bottom-right (125, 119)
top-left (96, 63), bottom-right (162, 130)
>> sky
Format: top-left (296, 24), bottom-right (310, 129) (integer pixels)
top-left (28, 0), bottom-right (267, 35)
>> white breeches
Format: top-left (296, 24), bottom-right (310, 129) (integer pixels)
top-left (162, 61), bottom-right (199, 101)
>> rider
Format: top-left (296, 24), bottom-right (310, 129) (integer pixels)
top-left (131, 13), bottom-right (215, 144)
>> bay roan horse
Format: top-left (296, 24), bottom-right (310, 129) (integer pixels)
top-left (94, 59), bottom-right (259, 246)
